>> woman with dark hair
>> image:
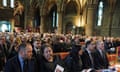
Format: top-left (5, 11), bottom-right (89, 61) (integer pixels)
top-left (39, 43), bottom-right (67, 72)
top-left (64, 44), bottom-right (83, 72)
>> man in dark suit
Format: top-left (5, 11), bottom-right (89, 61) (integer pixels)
top-left (0, 36), bottom-right (8, 71)
top-left (94, 40), bottom-right (109, 70)
top-left (32, 39), bottom-right (42, 69)
top-left (4, 42), bottom-right (38, 72)
top-left (0, 46), bottom-right (6, 71)
top-left (81, 40), bottom-right (96, 70)
top-left (0, 36), bottom-right (10, 60)
top-left (32, 39), bottom-right (42, 56)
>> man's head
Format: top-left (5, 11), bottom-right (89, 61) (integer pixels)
top-left (18, 43), bottom-right (33, 60)
top-left (96, 40), bottom-right (105, 51)
top-left (41, 44), bottom-right (53, 62)
top-left (33, 39), bottom-right (41, 49)
top-left (86, 40), bottom-right (96, 51)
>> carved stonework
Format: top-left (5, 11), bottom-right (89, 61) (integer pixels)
top-left (0, 0), bottom-right (120, 36)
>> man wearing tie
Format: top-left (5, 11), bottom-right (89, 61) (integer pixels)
top-left (4, 42), bottom-right (38, 72)
top-left (81, 40), bottom-right (96, 70)
top-left (94, 40), bottom-right (109, 70)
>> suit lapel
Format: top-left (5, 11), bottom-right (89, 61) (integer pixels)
top-left (85, 50), bottom-right (93, 66)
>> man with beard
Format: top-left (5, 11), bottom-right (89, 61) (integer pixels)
top-left (4, 43), bottom-right (38, 72)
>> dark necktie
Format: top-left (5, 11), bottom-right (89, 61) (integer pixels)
top-left (102, 51), bottom-right (106, 59)
top-left (89, 52), bottom-right (94, 68)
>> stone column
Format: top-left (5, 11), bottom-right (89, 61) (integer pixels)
top-left (57, 10), bottom-right (62, 34)
top-left (9, 19), bottom-right (15, 32)
top-left (107, 0), bottom-right (117, 37)
top-left (40, 8), bottom-right (46, 33)
top-left (24, 0), bottom-right (29, 30)
top-left (0, 0), bottom-right (2, 8)
top-left (85, 0), bottom-right (98, 36)
top-left (40, 15), bottom-right (45, 33)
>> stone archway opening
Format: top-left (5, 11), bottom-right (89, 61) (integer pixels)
top-left (65, 22), bottom-right (73, 34)
top-left (47, 4), bottom-right (57, 33)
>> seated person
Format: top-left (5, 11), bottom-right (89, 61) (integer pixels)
top-left (4, 43), bottom-right (38, 72)
top-left (94, 40), bottom-right (109, 70)
top-left (39, 43), bottom-right (67, 72)
top-left (81, 40), bottom-right (96, 69)
top-left (64, 44), bottom-right (83, 72)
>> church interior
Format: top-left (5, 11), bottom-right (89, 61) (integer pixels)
top-left (1, 0), bottom-right (120, 72)
top-left (0, 0), bottom-right (120, 37)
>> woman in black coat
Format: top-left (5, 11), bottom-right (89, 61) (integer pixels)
top-left (39, 43), bottom-right (67, 72)
top-left (64, 44), bottom-right (83, 72)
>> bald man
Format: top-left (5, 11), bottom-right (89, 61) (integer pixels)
top-left (4, 43), bottom-right (38, 72)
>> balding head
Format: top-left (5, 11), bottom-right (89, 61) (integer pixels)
top-left (18, 43), bottom-right (33, 60)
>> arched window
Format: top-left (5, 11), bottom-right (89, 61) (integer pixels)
top-left (52, 11), bottom-right (56, 27)
top-left (65, 1), bottom-right (78, 15)
top-left (10, 0), bottom-right (14, 8)
top-left (53, 11), bottom-right (58, 28)
top-left (97, 1), bottom-right (104, 26)
top-left (0, 21), bottom-right (11, 32)
top-left (50, 4), bottom-right (57, 28)
top-left (3, 0), bottom-right (7, 7)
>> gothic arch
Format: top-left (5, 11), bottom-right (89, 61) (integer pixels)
top-left (65, 22), bottom-right (73, 34)
top-left (40, 0), bottom-right (58, 33)
top-left (30, 0), bottom-right (40, 8)
top-left (41, 0), bottom-right (57, 15)
top-left (64, 0), bottom-right (78, 15)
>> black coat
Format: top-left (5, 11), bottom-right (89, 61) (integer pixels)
top-left (32, 48), bottom-right (42, 71)
top-left (0, 47), bottom-right (5, 71)
top-left (94, 50), bottom-right (109, 69)
top-left (40, 55), bottom-right (67, 72)
top-left (64, 55), bottom-right (83, 72)
top-left (81, 50), bottom-right (95, 69)
top-left (4, 55), bottom-right (38, 72)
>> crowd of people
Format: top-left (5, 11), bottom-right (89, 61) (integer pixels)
top-left (0, 32), bottom-right (120, 72)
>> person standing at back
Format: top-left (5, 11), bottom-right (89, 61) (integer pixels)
top-left (4, 42), bottom-right (38, 72)
top-left (64, 44), bottom-right (83, 72)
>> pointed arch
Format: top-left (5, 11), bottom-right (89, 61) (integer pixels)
top-left (64, 0), bottom-right (78, 15)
